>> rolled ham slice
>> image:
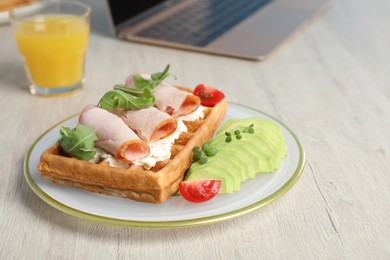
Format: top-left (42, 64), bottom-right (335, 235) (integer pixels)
top-left (119, 106), bottom-right (178, 142)
top-left (152, 82), bottom-right (200, 117)
top-left (79, 105), bottom-right (150, 162)
top-left (125, 74), bottom-right (200, 117)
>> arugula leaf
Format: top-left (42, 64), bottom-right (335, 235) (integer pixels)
top-left (132, 75), bottom-right (151, 89)
top-left (113, 84), bottom-right (145, 96)
top-left (151, 64), bottom-right (171, 81)
top-left (58, 124), bottom-right (98, 161)
top-left (99, 65), bottom-right (174, 111)
top-left (132, 64), bottom-right (176, 91)
top-left (98, 88), bottom-right (155, 110)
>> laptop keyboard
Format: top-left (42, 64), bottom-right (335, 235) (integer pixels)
top-left (135, 0), bottom-right (272, 47)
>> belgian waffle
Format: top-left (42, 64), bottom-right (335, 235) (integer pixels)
top-left (38, 91), bottom-right (227, 203)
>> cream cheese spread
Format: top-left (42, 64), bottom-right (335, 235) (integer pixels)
top-left (132, 105), bottom-right (206, 169)
top-left (90, 106), bottom-right (206, 169)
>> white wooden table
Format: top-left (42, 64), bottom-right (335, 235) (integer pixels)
top-left (1, 0), bottom-right (389, 258)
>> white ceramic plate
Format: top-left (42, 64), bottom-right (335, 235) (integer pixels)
top-left (24, 103), bottom-right (305, 228)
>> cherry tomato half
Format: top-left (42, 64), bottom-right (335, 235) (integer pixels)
top-left (193, 84), bottom-right (225, 107)
top-left (179, 180), bottom-right (221, 203)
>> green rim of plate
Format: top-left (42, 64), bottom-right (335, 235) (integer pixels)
top-left (23, 103), bottom-right (305, 228)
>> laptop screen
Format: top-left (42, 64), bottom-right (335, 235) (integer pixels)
top-left (107, 0), bottom-right (168, 27)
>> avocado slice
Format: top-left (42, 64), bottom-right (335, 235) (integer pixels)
top-left (210, 136), bottom-right (260, 179)
top-left (189, 156), bottom-right (241, 192)
top-left (211, 134), bottom-right (274, 173)
top-left (208, 137), bottom-right (253, 181)
top-left (186, 117), bottom-right (288, 193)
top-left (187, 161), bottom-right (238, 193)
top-left (217, 117), bottom-right (287, 167)
top-left (185, 169), bottom-right (231, 193)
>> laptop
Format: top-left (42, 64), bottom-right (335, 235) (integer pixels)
top-left (105, 0), bottom-right (330, 61)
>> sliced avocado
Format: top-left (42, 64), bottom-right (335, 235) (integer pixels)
top-left (254, 120), bottom-right (287, 158)
top-left (249, 132), bottom-right (281, 170)
top-left (189, 156), bottom-right (241, 192)
top-left (218, 118), bottom-right (285, 146)
top-left (187, 161), bottom-right (238, 193)
top-left (211, 134), bottom-right (274, 173)
top-left (210, 150), bottom-right (247, 184)
top-left (216, 117), bottom-right (288, 165)
top-left (186, 117), bottom-right (288, 194)
top-left (210, 136), bottom-right (257, 179)
top-left (216, 118), bottom-right (245, 134)
top-left (185, 169), bottom-right (231, 193)
top-left (208, 136), bottom-right (252, 180)
top-left (253, 128), bottom-right (285, 170)
top-left (216, 117), bottom-right (260, 134)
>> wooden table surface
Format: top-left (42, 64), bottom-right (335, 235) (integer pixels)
top-left (1, 0), bottom-right (389, 259)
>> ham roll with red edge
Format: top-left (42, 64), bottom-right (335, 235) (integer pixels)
top-left (79, 105), bottom-right (150, 162)
top-left (153, 82), bottom-right (201, 117)
top-left (125, 74), bottom-right (200, 117)
top-left (119, 106), bottom-right (178, 142)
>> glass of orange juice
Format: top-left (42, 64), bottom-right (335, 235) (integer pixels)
top-left (9, 1), bottom-right (91, 96)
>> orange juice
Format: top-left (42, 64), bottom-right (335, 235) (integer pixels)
top-left (14, 15), bottom-right (89, 88)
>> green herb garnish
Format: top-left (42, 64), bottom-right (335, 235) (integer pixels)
top-left (113, 65), bottom-right (174, 95)
top-left (98, 65), bottom-right (175, 110)
top-left (113, 84), bottom-right (145, 96)
top-left (243, 124), bottom-right (255, 134)
top-left (234, 129), bottom-right (242, 140)
top-left (199, 156), bottom-right (208, 164)
top-left (192, 147), bottom-right (206, 163)
top-left (202, 143), bottom-right (210, 151)
top-left (203, 142), bottom-right (218, 157)
top-left (98, 88), bottom-right (155, 110)
top-left (58, 124), bottom-right (98, 161)
top-left (192, 142), bottom-right (218, 164)
top-left (133, 64), bottom-right (176, 91)
top-left (225, 124), bottom-right (255, 143)
top-left (225, 132), bottom-right (232, 142)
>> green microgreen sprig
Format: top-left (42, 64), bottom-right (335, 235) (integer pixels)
top-left (243, 124), bottom-right (255, 134)
top-left (192, 142), bottom-right (218, 164)
top-left (225, 124), bottom-right (255, 142)
top-left (225, 132), bottom-right (232, 143)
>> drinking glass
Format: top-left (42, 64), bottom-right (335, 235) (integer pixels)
top-left (10, 0), bottom-right (91, 96)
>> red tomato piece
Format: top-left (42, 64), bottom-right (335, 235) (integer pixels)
top-left (193, 84), bottom-right (225, 107)
top-left (179, 180), bottom-right (221, 203)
